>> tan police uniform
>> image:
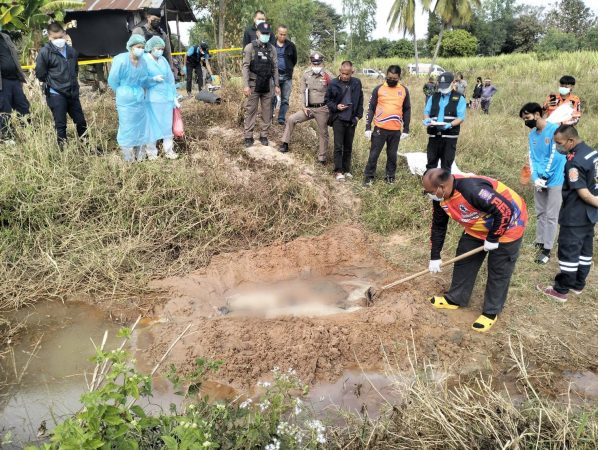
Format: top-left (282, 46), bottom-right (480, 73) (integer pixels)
top-left (281, 67), bottom-right (333, 162)
top-left (242, 36), bottom-right (279, 140)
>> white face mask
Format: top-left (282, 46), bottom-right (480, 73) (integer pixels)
top-left (52, 38), bottom-right (66, 49)
top-left (427, 193), bottom-right (443, 202)
top-left (312, 66), bottom-right (322, 74)
top-left (132, 47), bottom-right (144, 57)
top-left (439, 87), bottom-right (452, 94)
top-left (152, 49), bottom-right (164, 57)
top-left (256, 19), bottom-right (265, 26)
top-left (559, 87), bottom-right (571, 96)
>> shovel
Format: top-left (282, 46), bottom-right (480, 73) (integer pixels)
top-left (365, 246), bottom-right (485, 304)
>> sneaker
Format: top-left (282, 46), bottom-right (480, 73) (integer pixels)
top-left (535, 250), bottom-right (550, 264)
top-left (165, 152), bottom-right (179, 160)
top-left (384, 177), bottom-right (395, 184)
top-left (343, 172), bottom-right (353, 179)
top-left (570, 288), bottom-right (583, 295)
top-left (534, 242), bottom-right (544, 250)
top-left (259, 137), bottom-right (269, 146)
top-left (244, 138), bottom-right (254, 148)
top-left (537, 284), bottom-right (568, 303)
top-left (363, 178), bottom-right (374, 187)
top-left (279, 143), bottom-right (289, 153)
top-left (335, 172), bottom-right (345, 182)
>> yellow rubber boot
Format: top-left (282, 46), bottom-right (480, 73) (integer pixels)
top-left (429, 296), bottom-right (460, 310)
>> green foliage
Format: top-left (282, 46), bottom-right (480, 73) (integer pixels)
top-left (26, 335), bottom-right (326, 449)
top-left (342, 0), bottom-right (377, 61)
top-left (510, 13), bottom-right (543, 53)
top-left (535, 28), bottom-right (580, 54)
top-left (364, 38), bottom-right (414, 59)
top-left (430, 29), bottom-right (478, 57)
top-left (544, 0), bottom-right (596, 38)
top-left (582, 25), bottom-right (598, 51)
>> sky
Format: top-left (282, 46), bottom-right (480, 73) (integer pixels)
top-left (173, 0), bottom-right (598, 46)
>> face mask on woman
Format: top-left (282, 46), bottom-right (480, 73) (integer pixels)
top-left (132, 47), bottom-right (145, 57)
top-left (259, 34), bottom-right (270, 44)
top-left (152, 49), bottom-right (164, 58)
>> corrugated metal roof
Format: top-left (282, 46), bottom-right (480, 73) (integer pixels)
top-left (80, 0), bottom-right (196, 20)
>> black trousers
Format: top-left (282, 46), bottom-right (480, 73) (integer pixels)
top-left (46, 93), bottom-right (87, 145)
top-left (0, 78), bottom-right (30, 139)
top-left (332, 119), bottom-right (356, 173)
top-left (426, 136), bottom-right (458, 171)
top-left (554, 224), bottom-right (595, 294)
top-left (364, 127), bottom-right (401, 180)
top-left (445, 233), bottom-right (522, 315)
top-left (186, 63), bottom-right (203, 93)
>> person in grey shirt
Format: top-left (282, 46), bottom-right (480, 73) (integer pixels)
top-left (455, 72), bottom-right (467, 97)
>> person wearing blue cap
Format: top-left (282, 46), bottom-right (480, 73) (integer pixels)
top-left (108, 34), bottom-right (162, 162)
top-left (143, 36), bottom-right (179, 160)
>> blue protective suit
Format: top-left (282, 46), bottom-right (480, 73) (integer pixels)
top-left (107, 52), bottom-right (150, 147)
top-left (143, 52), bottom-right (176, 143)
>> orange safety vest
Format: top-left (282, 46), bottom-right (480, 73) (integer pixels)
top-left (543, 93), bottom-right (581, 119)
top-left (440, 175), bottom-right (528, 243)
top-left (373, 83), bottom-right (407, 131)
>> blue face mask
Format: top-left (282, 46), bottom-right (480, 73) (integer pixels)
top-left (132, 47), bottom-right (144, 57)
top-left (152, 49), bottom-right (164, 57)
top-left (259, 34), bottom-right (270, 44)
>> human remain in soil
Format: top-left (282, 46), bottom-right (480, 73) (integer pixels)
top-left (423, 168), bottom-right (529, 332)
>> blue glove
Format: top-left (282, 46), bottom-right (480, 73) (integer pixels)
top-left (422, 118), bottom-right (432, 126)
top-left (442, 123), bottom-right (452, 130)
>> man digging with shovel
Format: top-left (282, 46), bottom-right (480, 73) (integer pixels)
top-left (423, 168), bottom-right (528, 332)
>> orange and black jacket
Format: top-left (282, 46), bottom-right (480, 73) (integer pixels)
top-left (430, 175), bottom-right (528, 259)
top-left (365, 82), bottom-right (411, 133)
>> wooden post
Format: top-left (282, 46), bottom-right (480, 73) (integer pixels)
top-left (176, 12), bottom-right (181, 52)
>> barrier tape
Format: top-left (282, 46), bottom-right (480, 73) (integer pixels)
top-left (21, 47), bottom-right (243, 71)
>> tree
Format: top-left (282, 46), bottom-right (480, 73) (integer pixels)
top-left (392, 38), bottom-right (415, 58)
top-left (535, 28), bottom-right (579, 53)
top-left (511, 13), bottom-right (543, 52)
top-left (311, 0), bottom-right (345, 61)
top-left (545, 0), bottom-right (595, 38)
top-left (582, 25), bottom-right (598, 51)
top-left (430, 28), bottom-right (478, 56)
top-left (342, 0), bottom-right (376, 61)
top-left (388, 0), bottom-right (419, 74)
top-left (425, 0), bottom-right (481, 73)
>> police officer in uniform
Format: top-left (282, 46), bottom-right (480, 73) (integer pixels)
top-left (279, 52), bottom-right (332, 163)
top-left (186, 42), bottom-right (212, 96)
top-left (132, 8), bottom-right (173, 70)
top-left (538, 125), bottom-right (598, 302)
top-left (423, 72), bottom-right (467, 171)
top-left (242, 22), bottom-right (280, 148)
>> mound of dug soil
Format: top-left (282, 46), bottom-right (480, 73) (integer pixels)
top-left (139, 226), bottom-right (489, 388)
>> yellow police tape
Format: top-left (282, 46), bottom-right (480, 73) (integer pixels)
top-left (21, 47), bottom-right (243, 71)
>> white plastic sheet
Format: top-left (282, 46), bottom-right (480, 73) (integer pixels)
top-left (400, 152), bottom-right (464, 176)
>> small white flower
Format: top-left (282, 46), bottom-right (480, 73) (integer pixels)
top-left (203, 442), bottom-right (212, 447)
top-left (294, 398), bottom-right (303, 415)
top-left (259, 399), bottom-right (271, 412)
top-left (257, 381), bottom-right (272, 388)
top-left (216, 403), bottom-right (225, 410)
top-left (239, 398), bottom-right (253, 409)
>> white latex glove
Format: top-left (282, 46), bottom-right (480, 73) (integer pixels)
top-left (484, 240), bottom-right (499, 251)
top-left (429, 259), bottom-right (442, 273)
top-left (364, 130), bottom-right (372, 140)
top-left (152, 75), bottom-right (164, 82)
top-left (401, 133), bottom-right (409, 140)
top-left (174, 99), bottom-right (181, 108)
top-left (534, 178), bottom-right (547, 189)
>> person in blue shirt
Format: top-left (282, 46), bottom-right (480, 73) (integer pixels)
top-left (143, 36), bottom-right (180, 160)
top-left (35, 22), bottom-right (87, 147)
top-left (270, 25), bottom-right (297, 125)
top-left (185, 41), bottom-right (212, 96)
top-left (423, 72), bottom-right (467, 171)
top-left (519, 102), bottom-right (566, 264)
top-left (108, 34), bottom-right (161, 162)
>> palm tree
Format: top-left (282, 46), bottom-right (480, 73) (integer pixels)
top-left (423, 0), bottom-right (481, 73)
top-left (388, 0), bottom-right (419, 74)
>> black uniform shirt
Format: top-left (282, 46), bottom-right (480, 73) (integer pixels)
top-left (0, 36), bottom-right (19, 80)
top-left (559, 141), bottom-right (598, 226)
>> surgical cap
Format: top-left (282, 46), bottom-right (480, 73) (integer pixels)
top-left (145, 36), bottom-right (165, 52)
top-left (126, 34), bottom-right (146, 51)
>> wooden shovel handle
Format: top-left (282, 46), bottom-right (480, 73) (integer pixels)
top-left (380, 246), bottom-right (486, 292)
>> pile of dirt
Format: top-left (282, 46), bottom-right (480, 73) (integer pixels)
top-left (139, 226), bottom-right (487, 388)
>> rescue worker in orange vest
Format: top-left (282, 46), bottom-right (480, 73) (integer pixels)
top-left (423, 168), bottom-right (528, 332)
top-left (542, 75), bottom-right (581, 125)
top-left (363, 65), bottom-right (411, 185)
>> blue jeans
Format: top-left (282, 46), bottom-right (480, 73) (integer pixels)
top-left (272, 74), bottom-right (292, 122)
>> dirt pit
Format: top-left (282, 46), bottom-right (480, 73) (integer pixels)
top-left (140, 226), bottom-right (481, 389)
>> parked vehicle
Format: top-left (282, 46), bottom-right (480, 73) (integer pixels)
top-left (407, 63), bottom-right (446, 76)
top-left (360, 68), bottom-right (385, 79)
